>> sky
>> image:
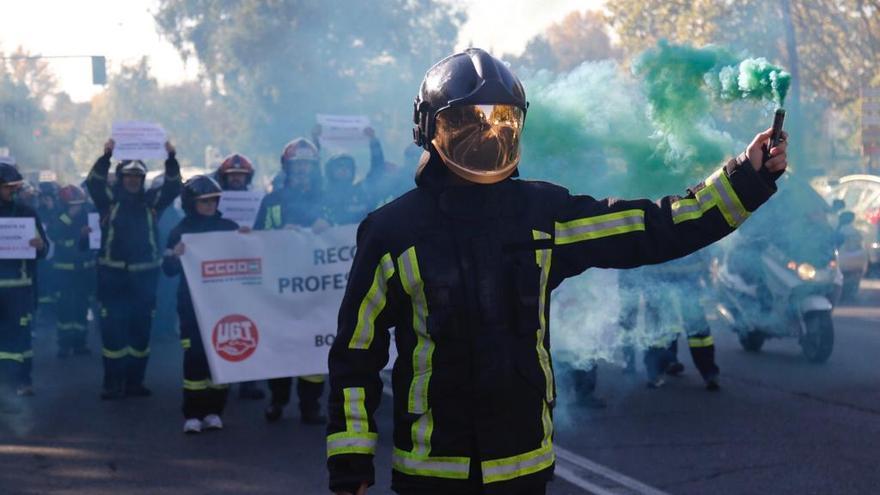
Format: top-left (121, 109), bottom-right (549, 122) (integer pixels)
top-left (0, 0), bottom-right (604, 103)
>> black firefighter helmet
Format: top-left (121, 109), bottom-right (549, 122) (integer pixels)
top-left (413, 48), bottom-right (528, 184)
top-left (0, 161), bottom-right (24, 187)
top-left (181, 175), bottom-right (223, 215)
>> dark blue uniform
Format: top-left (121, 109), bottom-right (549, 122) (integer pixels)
top-left (86, 151), bottom-right (181, 395)
top-left (163, 213), bottom-right (239, 419)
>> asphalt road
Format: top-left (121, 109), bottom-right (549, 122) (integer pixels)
top-left (1, 280), bottom-right (878, 495)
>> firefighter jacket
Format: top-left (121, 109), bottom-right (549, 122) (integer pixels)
top-left (0, 199), bottom-right (48, 289)
top-left (254, 186), bottom-right (322, 231)
top-left (162, 212), bottom-right (239, 322)
top-left (85, 152), bottom-right (182, 273)
top-left (47, 209), bottom-right (95, 272)
top-left (326, 152), bottom-right (777, 493)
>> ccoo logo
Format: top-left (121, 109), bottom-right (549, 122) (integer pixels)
top-left (212, 314), bottom-right (259, 362)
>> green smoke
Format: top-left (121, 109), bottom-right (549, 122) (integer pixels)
top-left (516, 42), bottom-right (793, 369)
top-left (520, 42), bottom-right (791, 198)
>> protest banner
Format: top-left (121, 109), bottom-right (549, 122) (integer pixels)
top-left (218, 190), bottom-right (264, 229)
top-left (316, 114), bottom-right (371, 149)
top-left (179, 225), bottom-right (393, 383)
top-left (111, 121), bottom-right (167, 160)
top-left (88, 212), bottom-right (101, 250)
top-left (0, 217), bottom-right (36, 259)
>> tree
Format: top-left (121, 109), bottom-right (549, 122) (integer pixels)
top-left (154, 0), bottom-right (465, 156)
top-left (0, 47), bottom-right (54, 169)
top-left (510, 10), bottom-right (619, 72)
top-left (606, 0), bottom-right (880, 108)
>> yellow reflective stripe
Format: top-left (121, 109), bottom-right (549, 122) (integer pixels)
top-left (398, 246), bottom-right (433, 414)
top-left (411, 410), bottom-right (434, 457)
top-left (184, 379), bottom-right (209, 391)
top-left (343, 387), bottom-right (369, 434)
top-left (127, 260), bottom-right (161, 272)
top-left (532, 231), bottom-right (555, 403)
top-left (57, 322), bottom-right (87, 330)
top-left (181, 338), bottom-right (191, 350)
top-left (102, 347), bottom-right (128, 359)
top-left (688, 336), bottom-right (715, 348)
top-left (266, 205), bottom-right (282, 229)
top-left (129, 347), bottom-right (150, 358)
top-left (708, 169), bottom-right (749, 227)
top-left (0, 352), bottom-right (25, 362)
top-left (101, 204), bottom-right (119, 264)
top-left (327, 431), bottom-right (378, 457)
top-left (392, 447), bottom-right (470, 479)
top-left (674, 169), bottom-right (750, 228)
top-left (23, 350), bottom-right (34, 359)
top-left (554, 209), bottom-right (645, 245)
top-left (53, 262), bottom-right (76, 270)
top-left (482, 401), bottom-right (555, 484)
top-left (391, 410), bottom-right (470, 477)
top-left (62, 239), bottom-right (76, 247)
top-left (349, 253), bottom-right (395, 349)
top-left (146, 209), bottom-right (158, 261)
top-left (98, 258), bottom-right (126, 269)
top-left (183, 379), bottom-right (228, 391)
top-left (0, 276), bottom-right (33, 288)
top-left (300, 374), bottom-right (325, 384)
top-left (60, 214), bottom-right (72, 225)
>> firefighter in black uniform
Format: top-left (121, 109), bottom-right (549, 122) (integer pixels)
top-left (214, 153), bottom-right (266, 401)
top-left (49, 185), bottom-right (95, 357)
top-left (86, 138), bottom-right (182, 400)
top-left (255, 138), bottom-right (329, 424)
top-left (326, 48), bottom-right (789, 495)
top-left (641, 250), bottom-right (720, 390)
top-left (164, 175), bottom-right (242, 433)
top-left (0, 161), bottom-right (49, 396)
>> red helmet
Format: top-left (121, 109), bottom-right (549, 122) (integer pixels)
top-left (58, 185), bottom-right (87, 205)
top-left (218, 153), bottom-right (255, 176)
top-left (280, 138), bottom-right (319, 165)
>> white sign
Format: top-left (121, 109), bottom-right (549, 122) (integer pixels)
top-left (111, 121), bottom-right (167, 160)
top-left (88, 213), bottom-right (101, 250)
top-left (316, 114), bottom-right (370, 149)
top-left (0, 217), bottom-right (36, 259)
top-left (180, 226), bottom-right (393, 383)
top-left (218, 191), bottom-right (264, 228)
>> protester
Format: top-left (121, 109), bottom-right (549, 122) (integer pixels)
top-left (164, 175), bottom-right (243, 434)
top-left (48, 185), bottom-right (96, 357)
top-left (0, 161), bottom-right (49, 396)
top-left (86, 138), bottom-right (182, 400)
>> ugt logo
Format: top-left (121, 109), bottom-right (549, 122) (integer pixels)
top-left (212, 314), bottom-right (259, 362)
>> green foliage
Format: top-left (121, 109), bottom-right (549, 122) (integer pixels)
top-left (154, 0), bottom-right (465, 156)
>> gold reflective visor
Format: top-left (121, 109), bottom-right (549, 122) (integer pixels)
top-left (432, 105), bottom-right (524, 184)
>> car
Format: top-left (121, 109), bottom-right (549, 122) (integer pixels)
top-left (823, 174), bottom-right (880, 279)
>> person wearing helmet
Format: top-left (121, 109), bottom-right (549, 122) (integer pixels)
top-left (0, 161), bottom-right (49, 396)
top-left (254, 137), bottom-right (329, 425)
top-left (216, 153), bottom-right (255, 192)
top-left (322, 152), bottom-right (374, 226)
top-left (86, 138), bottom-right (182, 400)
top-left (213, 153), bottom-right (265, 401)
top-left (164, 175), bottom-right (244, 434)
top-left (35, 180), bottom-right (62, 312)
top-left (48, 185), bottom-right (96, 358)
top-left (326, 48), bottom-right (789, 495)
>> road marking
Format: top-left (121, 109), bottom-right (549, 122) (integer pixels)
top-left (380, 379), bottom-right (670, 495)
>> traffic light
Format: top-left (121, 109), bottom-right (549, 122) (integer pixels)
top-left (91, 56), bottom-right (107, 85)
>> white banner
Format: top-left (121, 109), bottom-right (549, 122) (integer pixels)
top-left (180, 225), bottom-right (384, 383)
top-left (218, 191), bottom-right (264, 229)
top-left (316, 114), bottom-right (370, 149)
top-left (0, 217), bottom-right (36, 259)
top-left (88, 213), bottom-right (101, 250)
top-left (111, 121), bottom-right (167, 160)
